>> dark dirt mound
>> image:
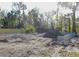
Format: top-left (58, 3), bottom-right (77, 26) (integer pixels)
top-left (43, 29), bottom-right (62, 38)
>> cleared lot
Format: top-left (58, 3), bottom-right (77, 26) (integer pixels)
top-left (0, 33), bottom-right (78, 57)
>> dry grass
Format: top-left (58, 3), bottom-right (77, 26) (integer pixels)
top-left (0, 29), bottom-right (25, 34)
top-left (60, 51), bottom-right (79, 57)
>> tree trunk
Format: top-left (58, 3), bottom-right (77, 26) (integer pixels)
top-left (56, 4), bottom-right (59, 29)
top-left (72, 6), bottom-right (76, 34)
top-left (69, 18), bottom-right (71, 32)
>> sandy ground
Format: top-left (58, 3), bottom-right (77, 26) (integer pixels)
top-left (0, 37), bottom-right (55, 57)
top-left (0, 34), bottom-right (79, 57)
top-left (0, 41), bottom-right (78, 57)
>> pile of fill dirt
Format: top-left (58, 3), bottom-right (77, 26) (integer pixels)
top-left (0, 34), bottom-right (37, 43)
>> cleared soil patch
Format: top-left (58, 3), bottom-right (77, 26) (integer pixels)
top-left (0, 33), bottom-right (79, 57)
top-left (0, 39), bottom-right (55, 57)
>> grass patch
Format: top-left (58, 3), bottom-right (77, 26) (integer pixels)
top-left (0, 29), bottom-right (25, 34)
top-left (60, 51), bottom-right (79, 57)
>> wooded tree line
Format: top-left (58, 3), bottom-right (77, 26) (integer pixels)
top-left (0, 2), bottom-right (79, 33)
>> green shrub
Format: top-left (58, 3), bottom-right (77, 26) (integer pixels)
top-left (24, 25), bottom-right (36, 33)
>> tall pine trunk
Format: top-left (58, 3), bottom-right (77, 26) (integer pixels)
top-left (72, 5), bottom-right (76, 34)
top-left (56, 4), bottom-right (59, 29)
top-left (69, 18), bottom-right (71, 32)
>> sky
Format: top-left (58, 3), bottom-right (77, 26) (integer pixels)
top-left (25, 2), bottom-right (57, 13)
top-left (0, 2), bottom-right (57, 13)
top-left (0, 2), bottom-right (79, 17)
